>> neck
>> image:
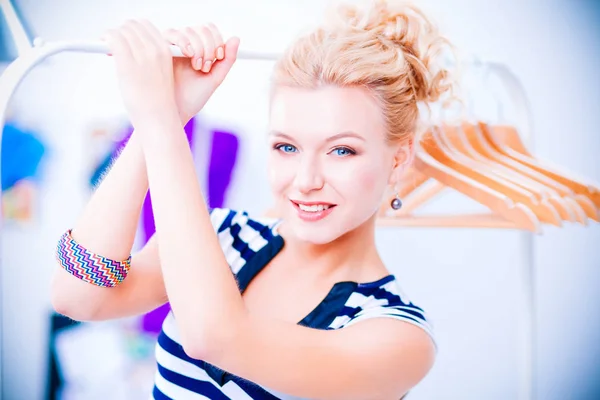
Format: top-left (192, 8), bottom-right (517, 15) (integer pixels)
top-left (278, 213), bottom-right (384, 283)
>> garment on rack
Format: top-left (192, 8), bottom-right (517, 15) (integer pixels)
top-left (151, 208), bottom-right (435, 400)
top-left (1, 122), bottom-right (45, 190)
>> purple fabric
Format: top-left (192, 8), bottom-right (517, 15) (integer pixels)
top-left (116, 126), bottom-right (134, 150)
top-left (207, 130), bottom-right (239, 208)
top-left (141, 303), bottom-right (171, 334)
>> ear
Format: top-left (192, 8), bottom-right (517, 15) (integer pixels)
top-left (388, 139), bottom-right (415, 188)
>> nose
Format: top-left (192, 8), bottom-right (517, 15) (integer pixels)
top-left (293, 156), bottom-right (325, 194)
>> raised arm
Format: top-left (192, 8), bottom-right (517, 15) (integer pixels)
top-left (49, 131), bottom-right (161, 320)
top-left (51, 20), bottom-right (236, 321)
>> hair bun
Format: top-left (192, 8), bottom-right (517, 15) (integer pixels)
top-left (329, 0), bottom-right (456, 105)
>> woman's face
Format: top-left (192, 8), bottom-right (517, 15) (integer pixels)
top-left (267, 85), bottom-right (404, 244)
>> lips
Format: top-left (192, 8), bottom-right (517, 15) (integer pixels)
top-left (290, 200), bottom-right (337, 222)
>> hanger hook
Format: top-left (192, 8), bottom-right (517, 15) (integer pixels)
top-left (481, 62), bottom-right (505, 123)
top-left (464, 56), bottom-right (489, 123)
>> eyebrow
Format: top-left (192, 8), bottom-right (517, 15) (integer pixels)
top-left (269, 131), bottom-right (366, 142)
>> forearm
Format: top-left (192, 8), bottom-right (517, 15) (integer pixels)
top-left (138, 112), bottom-right (246, 351)
top-left (51, 132), bottom-right (149, 318)
top-left (70, 132), bottom-right (148, 258)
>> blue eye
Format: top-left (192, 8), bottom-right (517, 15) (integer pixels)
top-left (331, 147), bottom-right (356, 157)
top-left (275, 144), bottom-right (298, 153)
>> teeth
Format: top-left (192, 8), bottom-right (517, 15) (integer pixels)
top-left (298, 204), bottom-right (330, 212)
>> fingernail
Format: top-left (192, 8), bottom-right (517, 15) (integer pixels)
top-left (186, 45), bottom-right (194, 56)
top-left (195, 58), bottom-right (203, 69)
top-left (202, 60), bottom-right (212, 72)
top-left (217, 47), bottom-right (224, 60)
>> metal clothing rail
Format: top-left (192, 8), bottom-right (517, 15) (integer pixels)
top-left (483, 60), bottom-right (537, 400)
top-left (0, 3), bottom-right (536, 400)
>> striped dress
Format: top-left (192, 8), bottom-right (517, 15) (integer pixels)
top-left (152, 208), bottom-right (436, 400)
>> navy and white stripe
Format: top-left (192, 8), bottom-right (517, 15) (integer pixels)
top-left (152, 208), bottom-right (435, 399)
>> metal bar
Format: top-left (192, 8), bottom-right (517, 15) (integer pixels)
top-left (486, 62), bottom-right (537, 400)
top-left (0, 0), bottom-right (32, 55)
top-left (39, 39), bottom-right (280, 60)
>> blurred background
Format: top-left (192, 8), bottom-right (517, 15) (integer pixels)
top-left (0, 0), bottom-right (599, 399)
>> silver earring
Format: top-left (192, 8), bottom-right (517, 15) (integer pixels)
top-left (390, 194), bottom-right (402, 210)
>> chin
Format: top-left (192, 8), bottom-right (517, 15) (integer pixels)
top-left (284, 208), bottom-right (351, 245)
top-left (289, 224), bottom-right (341, 244)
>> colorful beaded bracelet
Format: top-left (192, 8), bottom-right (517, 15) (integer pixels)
top-left (55, 230), bottom-right (131, 287)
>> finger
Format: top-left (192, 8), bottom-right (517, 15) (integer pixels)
top-left (163, 28), bottom-right (194, 58)
top-left (137, 19), bottom-right (170, 52)
top-left (209, 36), bottom-right (240, 82)
top-left (119, 21), bottom-right (147, 62)
top-left (99, 34), bottom-right (112, 56)
top-left (206, 23), bottom-right (225, 60)
top-left (183, 26), bottom-right (205, 71)
top-left (103, 29), bottom-right (134, 72)
top-left (124, 20), bottom-right (155, 47)
top-left (196, 26), bottom-right (216, 72)
top-left (103, 29), bottom-right (132, 58)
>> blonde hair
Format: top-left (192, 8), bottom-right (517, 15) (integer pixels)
top-left (272, 0), bottom-right (458, 145)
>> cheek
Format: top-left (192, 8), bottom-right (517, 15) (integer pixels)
top-left (327, 158), bottom-right (388, 198)
top-left (355, 169), bottom-right (387, 205)
top-left (267, 153), bottom-right (294, 193)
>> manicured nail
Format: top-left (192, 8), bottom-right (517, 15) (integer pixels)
top-left (186, 45), bottom-right (194, 56)
top-left (202, 60), bottom-right (212, 72)
top-left (217, 47), bottom-right (224, 60)
top-left (195, 58), bottom-right (203, 69)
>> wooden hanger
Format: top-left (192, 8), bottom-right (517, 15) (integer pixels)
top-left (377, 60), bottom-right (598, 231)
top-left (444, 123), bottom-right (586, 225)
top-left (486, 124), bottom-right (531, 156)
top-left (377, 166), bottom-right (433, 217)
top-left (378, 132), bottom-right (542, 232)
top-left (461, 61), bottom-right (598, 221)
top-left (379, 126), bottom-right (559, 227)
top-left (476, 122), bottom-right (596, 223)
top-left (464, 121), bottom-right (596, 222)
top-left (431, 126), bottom-right (562, 225)
top-left (381, 121), bottom-right (599, 230)
top-left (478, 122), bottom-right (600, 215)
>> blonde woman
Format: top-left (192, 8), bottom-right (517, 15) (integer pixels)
top-left (52, 1), bottom-right (455, 398)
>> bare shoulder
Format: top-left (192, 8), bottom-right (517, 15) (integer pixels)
top-left (335, 317), bottom-right (437, 395)
top-left (340, 316), bottom-right (436, 364)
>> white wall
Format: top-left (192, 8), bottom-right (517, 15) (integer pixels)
top-left (1, 0), bottom-right (599, 399)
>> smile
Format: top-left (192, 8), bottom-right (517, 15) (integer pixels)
top-left (298, 204), bottom-right (331, 212)
top-left (290, 200), bottom-right (337, 222)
